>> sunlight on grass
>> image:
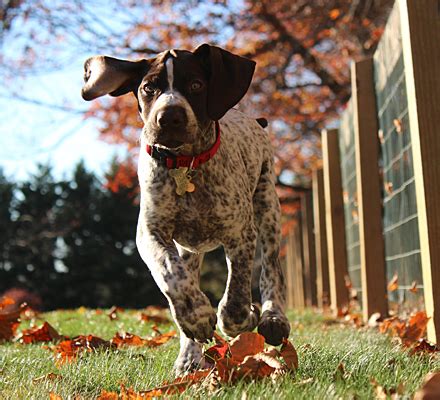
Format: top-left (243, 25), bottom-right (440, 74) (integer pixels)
top-left (0, 308), bottom-right (438, 399)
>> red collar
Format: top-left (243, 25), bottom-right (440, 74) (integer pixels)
top-left (146, 121), bottom-right (221, 169)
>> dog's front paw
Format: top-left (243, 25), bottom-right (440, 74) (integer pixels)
top-left (257, 310), bottom-right (290, 346)
top-left (218, 302), bottom-right (260, 338)
top-left (173, 292), bottom-right (217, 343)
top-left (174, 339), bottom-right (203, 376)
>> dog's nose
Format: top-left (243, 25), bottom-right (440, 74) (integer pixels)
top-left (157, 106), bottom-right (188, 129)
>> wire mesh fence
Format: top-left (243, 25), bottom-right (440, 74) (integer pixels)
top-left (338, 100), bottom-right (362, 304)
top-left (373, 2), bottom-right (423, 310)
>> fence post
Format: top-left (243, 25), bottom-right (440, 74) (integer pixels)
top-left (399, 0), bottom-right (440, 342)
top-left (322, 129), bottom-right (349, 312)
top-left (351, 59), bottom-right (388, 322)
top-left (301, 190), bottom-right (317, 307)
top-left (286, 221), bottom-right (305, 308)
top-left (313, 168), bottom-right (330, 308)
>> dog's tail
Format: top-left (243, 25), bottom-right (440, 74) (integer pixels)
top-left (256, 117), bottom-right (268, 129)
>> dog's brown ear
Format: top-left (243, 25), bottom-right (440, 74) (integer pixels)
top-left (194, 44), bottom-right (256, 120)
top-left (81, 56), bottom-right (150, 101)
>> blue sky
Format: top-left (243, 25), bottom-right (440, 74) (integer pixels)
top-left (0, 56), bottom-right (127, 181)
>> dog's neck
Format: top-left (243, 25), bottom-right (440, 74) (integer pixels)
top-left (156, 121), bottom-right (216, 157)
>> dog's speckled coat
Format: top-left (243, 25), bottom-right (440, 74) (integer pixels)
top-left (81, 44), bottom-right (290, 375)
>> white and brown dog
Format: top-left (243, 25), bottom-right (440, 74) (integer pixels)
top-left (81, 44), bottom-right (290, 374)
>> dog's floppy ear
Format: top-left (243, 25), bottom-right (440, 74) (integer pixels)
top-left (193, 44), bottom-right (256, 120)
top-left (81, 56), bottom-right (150, 101)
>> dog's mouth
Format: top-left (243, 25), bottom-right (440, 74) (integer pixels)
top-left (154, 137), bottom-right (186, 150)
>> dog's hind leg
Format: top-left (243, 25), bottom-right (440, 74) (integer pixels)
top-left (253, 160), bottom-right (290, 345)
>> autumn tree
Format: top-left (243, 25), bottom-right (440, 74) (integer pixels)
top-left (1, 0), bottom-right (393, 191)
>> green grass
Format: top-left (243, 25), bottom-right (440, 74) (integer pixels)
top-left (0, 308), bottom-right (438, 399)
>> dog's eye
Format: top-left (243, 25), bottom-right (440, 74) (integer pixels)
top-left (143, 84), bottom-right (156, 96)
top-left (190, 80), bottom-right (204, 92)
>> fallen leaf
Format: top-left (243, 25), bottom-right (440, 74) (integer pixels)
top-left (111, 330), bottom-right (176, 348)
top-left (19, 322), bottom-right (62, 344)
top-left (0, 303), bottom-right (27, 341)
top-left (409, 281), bottom-right (419, 294)
top-left (414, 372), bottom-right (440, 400)
top-left (107, 306), bottom-right (123, 321)
top-left (384, 182), bottom-right (394, 195)
top-left (411, 339), bottom-right (440, 355)
top-left (403, 311), bottom-right (430, 344)
top-left (205, 342), bottom-right (230, 362)
top-left (0, 297), bottom-right (15, 309)
top-left (393, 118), bottom-right (403, 133)
top-left (139, 313), bottom-right (170, 324)
top-left (229, 332), bottom-right (265, 363)
top-left (97, 390), bottom-right (118, 400)
top-left (32, 373), bottom-right (61, 383)
top-left (387, 273), bottom-right (398, 292)
top-left (280, 339), bottom-right (299, 371)
top-left (54, 335), bottom-right (115, 362)
top-left (368, 312), bottom-right (382, 328)
top-left (139, 370), bottom-right (212, 397)
top-left (49, 393), bottom-right (62, 400)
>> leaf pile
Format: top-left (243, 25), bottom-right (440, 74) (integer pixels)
top-left (98, 332), bottom-right (299, 398)
top-left (379, 311), bottom-right (430, 347)
top-left (0, 298), bottom-right (27, 341)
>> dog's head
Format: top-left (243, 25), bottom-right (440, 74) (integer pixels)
top-left (81, 44), bottom-right (255, 148)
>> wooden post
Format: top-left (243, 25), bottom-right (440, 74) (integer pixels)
top-left (285, 228), bottom-right (296, 310)
top-left (351, 59), bottom-right (388, 322)
top-left (399, 0), bottom-right (440, 342)
top-left (313, 168), bottom-right (330, 308)
top-left (322, 129), bottom-right (349, 312)
top-left (301, 190), bottom-right (317, 307)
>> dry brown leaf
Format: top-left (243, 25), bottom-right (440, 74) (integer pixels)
top-left (139, 313), bottom-right (170, 324)
top-left (387, 273), bottom-right (398, 292)
top-left (414, 372), bottom-right (440, 400)
top-left (0, 297), bottom-right (15, 310)
top-left (111, 330), bottom-right (176, 348)
top-left (229, 332), bottom-right (265, 363)
top-left (280, 339), bottom-right (299, 371)
top-left (54, 335), bottom-right (115, 363)
top-left (0, 303), bottom-right (27, 341)
top-left (97, 390), bottom-right (118, 400)
top-left (409, 281), bottom-right (419, 294)
top-left (32, 373), bottom-right (61, 383)
top-left (393, 118), bottom-right (403, 133)
top-left (403, 311), bottom-right (430, 344)
top-left (368, 312), bottom-right (382, 328)
top-left (19, 322), bottom-right (62, 344)
top-left (411, 339), bottom-right (440, 355)
top-left (107, 306), bottom-right (123, 321)
top-left (49, 393), bottom-right (62, 400)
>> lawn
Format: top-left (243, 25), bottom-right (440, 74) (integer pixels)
top-left (0, 308), bottom-right (437, 399)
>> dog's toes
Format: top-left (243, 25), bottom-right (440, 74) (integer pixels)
top-left (257, 311), bottom-right (290, 346)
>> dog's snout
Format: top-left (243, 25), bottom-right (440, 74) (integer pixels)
top-left (157, 106), bottom-right (188, 129)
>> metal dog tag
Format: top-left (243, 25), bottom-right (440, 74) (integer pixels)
top-left (169, 167), bottom-right (195, 196)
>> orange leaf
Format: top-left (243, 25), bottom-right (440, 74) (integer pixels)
top-left (54, 335), bottom-right (115, 363)
top-left (414, 372), bottom-right (440, 400)
top-left (235, 354), bottom-right (278, 379)
top-left (0, 303), bottom-right (26, 341)
top-left (409, 281), bottom-right (419, 294)
top-left (329, 9), bottom-right (340, 20)
top-left (139, 370), bottom-right (211, 397)
top-left (280, 339), bottom-right (299, 371)
top-left (139, 313), bottom-right (170, 324)
top-left (0, 297), bottom-right (15, 310)
top-left (20, 322), bottom-right (62, 344)
top-left (403, 311), bottom-right (429, 343)
top-left (49, 393), bottom-right (62, 400)
top-left (229, 332), bottom-right (265, 362)
top-left (97, 390), bottom-right (118, 400)
top-left (387, 273), bottom-right (398, 292)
